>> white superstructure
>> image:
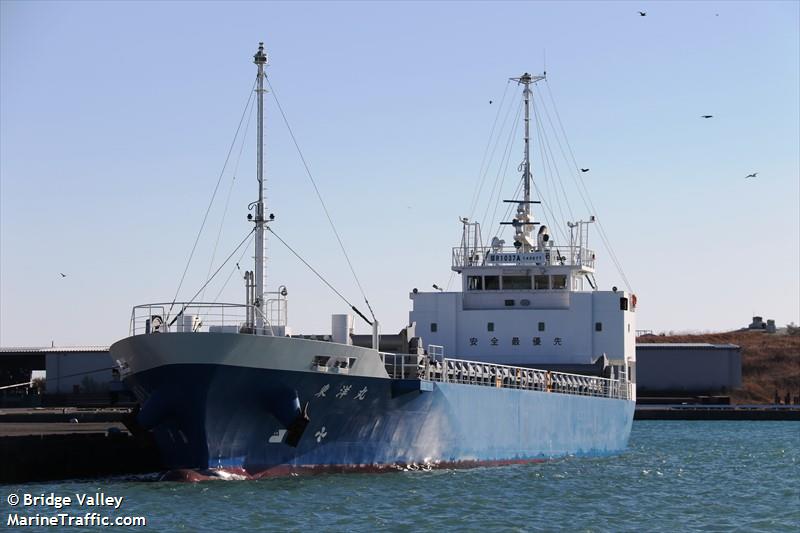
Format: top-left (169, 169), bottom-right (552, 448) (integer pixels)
top-left (408, 73), bottom-right (637, 393)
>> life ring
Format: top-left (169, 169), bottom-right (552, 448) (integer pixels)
top-left (631, 294), bottom-right (638, 308)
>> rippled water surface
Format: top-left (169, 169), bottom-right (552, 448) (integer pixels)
top-left (4, 421), bottom-right (798, 532)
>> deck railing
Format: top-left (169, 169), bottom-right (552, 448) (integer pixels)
top-left (380, 353), bottom-right (630, 401)
top-left (452, 245), bottom-right (596, 270)
top-left (129, 302), bottom-right (267, 336)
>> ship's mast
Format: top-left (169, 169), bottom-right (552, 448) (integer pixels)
top-left (510, 72), bottom-right (545, 251)
top-left (253, 42), bottom-right (268, 329)
top-left (522, 75), bottom-right (532, 209)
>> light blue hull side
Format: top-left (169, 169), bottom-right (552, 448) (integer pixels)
top-left (126, 364), bottom-right (634, 473)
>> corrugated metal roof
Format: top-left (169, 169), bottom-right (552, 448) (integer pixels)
top-left (636, 343), bottom-right (739, 350)
top-left (0, 346), bottom-right (109, 353)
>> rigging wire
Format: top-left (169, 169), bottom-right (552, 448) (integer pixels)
top-left (212, 231), bottom-right (256, 303)
top-left (447, 80), bottom-right (515, 292)
top-left (265, 77), bottom-right (377, 322)
top-left (487, 108), bottom-right (522, 232)
top-left (170, 228), bottom-right (256, 325)
top-left (532, 92), bottom-right (573, 234)
top-left (481, 99), bottom-right (523, 231)
top-left (166, 77), bottom-right (258, 323)
top-left (202, 91), bottom-right (257, 301)
top-left (469, 83), bottom-right (520, 222)
top-left (467, 80), bottom-right (512, 220)
top-left (542, 80), bottom-right (633, 292)
top-left (267, 226), bottom-right (373, 326)
top-left (1, 366), bottom-right (120, 391)
top-left (494, 179), bottom-right (523, 241)
top-left (532, 113), bottom-right (561, 239)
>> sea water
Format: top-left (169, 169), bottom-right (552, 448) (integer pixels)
top-left (2, 421), bottom-right (798, 532)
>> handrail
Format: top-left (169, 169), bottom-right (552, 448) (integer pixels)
top-left (379, 353), bottom-right (630, 401)
top-left (128, 302), bottom-right (272, 336)
top-left (452, 245), bottom-right (596, 269)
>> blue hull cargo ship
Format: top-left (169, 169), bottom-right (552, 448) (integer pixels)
top-left (110, 44), bottom-right (637, 479)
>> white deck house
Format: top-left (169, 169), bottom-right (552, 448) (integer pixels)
top-left (410, 220), bottom-right (636, 375)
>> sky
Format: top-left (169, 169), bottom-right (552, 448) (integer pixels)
top-left (1, 0), bottom-right (798, 347)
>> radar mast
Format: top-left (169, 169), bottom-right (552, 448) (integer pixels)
top-left (510, 72), bottom-right (545, 252)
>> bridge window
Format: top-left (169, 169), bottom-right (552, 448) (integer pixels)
top-left (430, 323), bottom-right (438, 333)
top-left (620, 297), bottom-right (629, 310)
top-left (467, 276), bottom-right (483, 290)
top-left (552, 275), bottom-right (567, 289)
top-left (502, 275), bottom-right (531, 290)
top-left (484, 276), bottom-right (500, 290)
top-left (534, 275), bottom-right (549, 289)
top-left (538, 321), bottom-right (546, 332)
top-left (595, 322), bottom-right (603, 332)
top-left (487, 322), bottom-right (494, 332)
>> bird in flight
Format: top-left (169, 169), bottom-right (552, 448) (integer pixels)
top-left (59, 273), bottom-right (67, 278)
top-left (701, 115), bottom-right (713, 119)
top-left (638, 11), bottom-right (647, 16)
top-left (745, 172), bottom-right (758, 179)
top-left (580, 168), bottom-right (590, 173)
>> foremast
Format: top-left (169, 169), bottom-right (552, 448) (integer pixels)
top-left (253, 43), bottom-right (268, 329)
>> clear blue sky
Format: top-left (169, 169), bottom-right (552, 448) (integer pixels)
top-left (1, 1), bottom-right (798, 346)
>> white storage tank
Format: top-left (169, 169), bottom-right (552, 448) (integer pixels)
top-left (331, 314), bottom-right (353, 345)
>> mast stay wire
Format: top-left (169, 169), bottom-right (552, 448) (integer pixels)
top-left (481, 99), bottom-right (523, 232)
top-left (267, 226), bottom-right (373, 326)
top-left (467, 80), bottom-right (513, 221)
top-left (494, 179), bottom-right (523, 241)
top-left (487, 106), bottom-right (523, 233)
top-left (529, 103), bottom-right (562, 241)
top-left (265, 77), bottom-right (377, 323)
top-left (542, 80), bottom-right (633, 292)
top-left (470, 86), bottom-right (519, 223)
top-left (532, 117), bottom-right (565, 242)
top-left (170, 228), bottom-right (256, 326)
top-left (531, 101), bottom-right (574, 246)
top-left (212, 231), bottom-right (256, 303)
top-left (202, 91), bottom-right (257, 300)
top-left (166, 77), bottom-right (258, 323)
top-left (532, 91), bottom-right (574, 234)
top-left (447, 83), bottom-right (516, 292)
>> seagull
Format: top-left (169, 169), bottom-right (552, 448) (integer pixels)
top-left (638, 11), bottom-right (647, 16)
top-left (745, 172), bottom-right (758, 179)
top-left (580, 168), bottom-right (590, 173)
top-left (59, 273), bottom-right (67, 278)
top-left (701, 115), bottom-right (713, 119)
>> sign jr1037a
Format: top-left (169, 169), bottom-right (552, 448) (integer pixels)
top-left (486, 252), bottom-right (546, 264)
